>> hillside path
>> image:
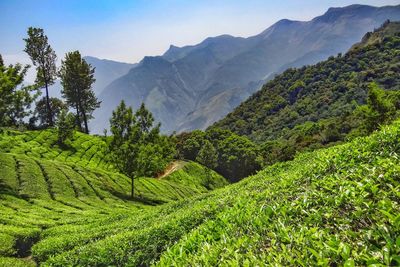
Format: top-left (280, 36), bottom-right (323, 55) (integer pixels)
top-left (157, 160), bottom-right (186, 179)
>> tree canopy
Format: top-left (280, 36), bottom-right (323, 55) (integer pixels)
top-left (0, 54), bottom-right (38, 127)
top-left (24, 27), bottom-right (57, 126)
top-left (109, 101), bottom-right (175, 198)
top-left (59, 50), bottom-right (100, 133)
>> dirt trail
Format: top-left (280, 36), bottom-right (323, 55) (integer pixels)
top-left (157, 161), bottom-right (186, 179)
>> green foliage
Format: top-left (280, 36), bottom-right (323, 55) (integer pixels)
top-left (109, 101), bottom-right (175, 178)
top-left (196, 140), bottom-right (218, 170)
top-left (33, 97), bottom-right (67, 128)
top-left (0, 126), bottom-right (226, 266)
top-left (176, 130), bottom-right (206, 160)
top-left (176, 128), bottom-right (262, 182)
top-left (354, 82), bottom-right (399, 134)
top-left (163, 161), bottom-right (228, 192)
top-left (213, 22), bottom-right (400, 166)
top-left (24, 27), bottom-right (57, 126)
top-left (155, 120), bottom-right (400, 266)
top-left (56, 110), bottom-right (75, 145)
top-left (109, 101), bottom-right (175, 197)
top-left (0, 120), bottom-right (395, 266)
top-left (1, 114), bottom-right (400, 267)
top-left (59, 50), bottom-right (100, 134)
top-left (0, 55), bottom-right (38, 127)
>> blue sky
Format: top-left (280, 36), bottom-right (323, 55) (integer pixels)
top-left (1, 0), bottom-right (398, 72)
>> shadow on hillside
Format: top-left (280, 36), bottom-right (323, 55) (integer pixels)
top-left (108, 189), bottom-right (166, 206)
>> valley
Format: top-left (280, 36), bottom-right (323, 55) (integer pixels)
top-left (1, 3), bottom-right (400, 266)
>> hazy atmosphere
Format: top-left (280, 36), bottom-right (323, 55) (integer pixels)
top-left (1, 0), bottom-right (398, 70)
top-left (1, 1), bottom-right (400, 266)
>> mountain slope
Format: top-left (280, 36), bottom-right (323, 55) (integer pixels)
top-left (92, 4), bottom-right (400, 134)
top-left (0, 129), bottom-right (228, 204)
top-left (9, 118), bottom-right (400, 266)
top-left (47, 56), bottom-right (135, 101)
top-left (0, 127), bottom-right (228, 266)
top-left (83, 56), bottom-right (137, 96)
top-left (213, 21), bottom-right (400, 149)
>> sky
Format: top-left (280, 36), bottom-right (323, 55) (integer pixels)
top-left (1, 0), bottom-right (398, 79)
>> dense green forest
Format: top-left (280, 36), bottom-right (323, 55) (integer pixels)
top-left (0, 21), bottom-right (399, 266)
top-left (213, 21), bottom-right (400, 164)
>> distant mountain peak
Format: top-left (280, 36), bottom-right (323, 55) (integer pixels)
top-left (140, 56), bottom-right (168, 65)
top-left (92, 4), bottom-right (400, 134)
top-left (258, 18), bottom-right (301, 39)
top-left (315, 4), bottom-right (377, 23)
top-left (275, 18), bottom-right (296, 25)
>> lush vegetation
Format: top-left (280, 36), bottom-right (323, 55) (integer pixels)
top-left (214, 22), bottom-right (400, 165)
top-left (2, 117), bottom-right (400, 266)
top-left (0, 27), bottom-right (100, 133)
top-left (108, 101), bottom-right (177, 197)
top-left (59, 50), bottom-right (100, 134)
top-left (1, 19), bottom-right (399, 267)
top-left (175, 128), bottom-right (262, 182)
top-left (0, 55), bottom-right (37, 127)
top-left (0, 126), bottom-right (227, 266)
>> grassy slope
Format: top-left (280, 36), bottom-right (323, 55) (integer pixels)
top-left (0, 129), bottom-right (228, 266)
top-left (4, 120), bottom-right (397, 266)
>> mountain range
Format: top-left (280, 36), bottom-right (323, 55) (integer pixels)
top-left (48, 57), bottom-right (135, 99)
top-left (87, 4), bottom-right (400, 134)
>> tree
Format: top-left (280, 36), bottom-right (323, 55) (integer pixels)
top-left (356, 82), bottom-right (395, 133)
top-left (24, 27), bottom-right (57, 126)
top-left (109, 101), bottom-right (174, 199)
top-left (34, 97), bottom-right (67, 128)
top-left (56, 110), bottom-right (75, 145)
top-left (196, 140), bottom-right (218, 188)
top-left (135, 102), bottom-right (157, 134)
top-left (208, 130), bottom-right (262, 182)
top-left (196, 140), bottom-right (218, 170)
top-left (0, 54), bottom-right (38, 126)
top-left (175, 130), bottom-right (206, 160)
top-left (59, 51), bottom-right (100, 133)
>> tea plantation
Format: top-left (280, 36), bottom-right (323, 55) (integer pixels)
top-left (1, 121), bottom-right (400, 266)
top-left (0, 129), bottom-right (227, 266)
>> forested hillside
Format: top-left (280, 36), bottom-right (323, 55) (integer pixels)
top-left (214, 21), bottom-right (400, 163)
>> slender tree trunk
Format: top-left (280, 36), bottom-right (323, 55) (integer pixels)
top-left (131, 177), bottom-right (134, 199)
top-left (75, 104), bottom-right (82, 132)
top-left (81, 107), bottom-right (89, 134)
top-left (76, 88), bottom-right (89, 133)
top-left (44, 81), bottom-right (53, 126)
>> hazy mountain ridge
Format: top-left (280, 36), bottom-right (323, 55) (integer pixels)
top-left (83, 56), bottom-right (137, 95)
top-left (91, 4), bottom-right (400, 134)
top-left (48, 56), bottom-right (136, 100)
top-left (213, 21), bottom-right (400, 145)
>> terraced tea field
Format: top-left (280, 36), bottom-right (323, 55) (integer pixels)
top-left (1, 122), bottom-right (400, 266)
top-left (0, 129), bottom-right (227, 266)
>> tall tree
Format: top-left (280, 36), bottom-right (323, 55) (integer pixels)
top-left (109, 101), bottom-right (138, 198)
top-left (59, 51), bottom-right (100, 133)
top-left (0, 54), bottom-right (38, 126)
top-left (24, 27), bottom-right (57, 126)
top-left (109, 101), bottom-right (174, 198)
